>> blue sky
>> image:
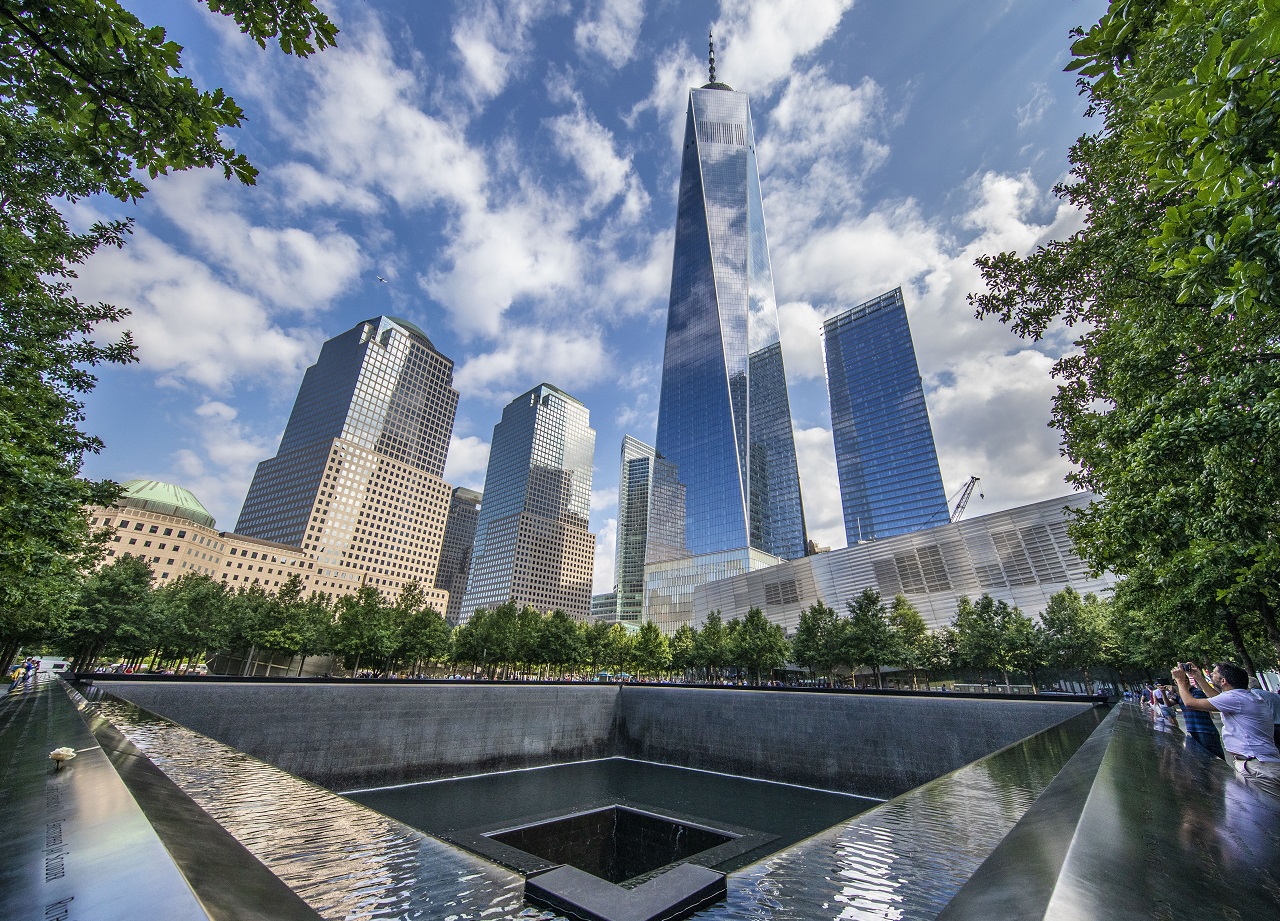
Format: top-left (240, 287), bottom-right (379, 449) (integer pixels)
top-left (75, 0), bottom-right (1108, 593)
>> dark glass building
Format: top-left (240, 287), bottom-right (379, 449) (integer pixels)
top-left (612, 436), bottom-right (685, 622)
top-left (654, 73), bottom-right (807, 561)
top-left (823, 288), bottom-right (949, 543)
top-left (461, 384), bottom-right (596, 621)
top-left (235, 316), bottom-right (458, 605)
top-left (436, 486), bottom-right (482, 625)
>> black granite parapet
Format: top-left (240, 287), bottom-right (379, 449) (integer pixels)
top-left (937, 703), bottom-right (1280, 920)
top-left (615, 685), bottom-right (1099, 799)
top-left (0, 677), bottom-right (208, 921)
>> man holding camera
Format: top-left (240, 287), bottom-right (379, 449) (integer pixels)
top-left (1171, 662), bottom-right (1280, 780)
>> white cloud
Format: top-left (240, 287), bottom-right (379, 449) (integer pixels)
top-left (575, 0), bottom-right (646, 66)
top-left (1016, 82), bottom-right (1054, 129)
top-left (794, 425), bottom-right (843, 550)
top-left (591, 486), bottom-right (619, 513)
top-left (452, 0), bottom-right (570, 105)
top-left (444, 435), bottom-right (492, 489)
top-left (758, 67), bottom-right (889, 222)
top-left (547, 103), bottom-right (650, 218)
top-left (928, 350), bottom-right (1072, 512)
top-left (715, 0), bottom-right (856, 96)
top-left (148, 171), bottom-right (365, 313)
top-left (422, 192), bottom-right (585, 338)
top-left (273, 162), bottom-right (382, 215)
top-left (773, 198), bottom-right (946, 308)
top-left (627, 43), bottom-right (706, 152)
top-left (291, 25), bottom-right (488, 214)
top-left (453, 326), bottom-right (610, 402)
top-left (597, 229), bottom-right (672, 318)
top-left (164, 401), bottom-right (279, 528)
top-left (593, 517), bottom-right (617, 594)
top-left (75, 227), bottom-right (320, 393)
top-left (777, 301), bottom-right (827, 381)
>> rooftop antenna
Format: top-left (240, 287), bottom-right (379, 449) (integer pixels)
top-left (708, 29), bottom-right (716, 84)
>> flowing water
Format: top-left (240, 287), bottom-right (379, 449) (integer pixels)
top-left (84, 688), bottom-right (1102, 921)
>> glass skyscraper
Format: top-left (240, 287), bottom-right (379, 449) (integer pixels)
top-left (823, 287), bottom-right (949, 544)
top-left (235, 316), bottom-right (458, 605)
top-left (612, 436), bottom-right (685, 622)
top-left (435, 486), bottom-right (482, 625)
top-left (460, 384), bottom-right (596, 621)
top-left (654, 73), bottom-right (807, 562)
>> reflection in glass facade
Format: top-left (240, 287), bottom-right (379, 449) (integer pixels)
top-left (461, 384), bottom-right (596, 621)
top-left (655, 82), bottom-right (807, 562)
top-left (235, 316), bottom-right (457, 608)
top-left (611, 436), bottom-right (686, 623)
top-left (435, 486), bottom-right (482, 625)
top-left (693, 493), bottom-right (1115, 634)
top-left (645, 547), bottom-right (785, 634)
top-left (824, 288), bottom-right (949, 544)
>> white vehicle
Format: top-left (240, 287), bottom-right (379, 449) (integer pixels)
top-left (38, 658), bottom-right (72, 674)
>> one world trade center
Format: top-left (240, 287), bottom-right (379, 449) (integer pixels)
top-left (654, 43), bottom-right (807, 562)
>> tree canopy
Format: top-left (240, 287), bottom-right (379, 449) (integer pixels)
top-left (0, 1), bottom-right (337, 638)
top-left (971, 0), bottom-right (1280, 667)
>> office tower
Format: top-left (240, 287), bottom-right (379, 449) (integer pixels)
top-left (460, 384), bottom-right (596, 621)
top-left (654, 57), bottom-right (807, 562)
top-left (236, 316), bottom-right (458, 605)
top-left (436, 487), bottom-right (482, 625)
top-left (612, 436), bottom-right (685, 622)
top-left (823, 287), bottom-right (949, 543)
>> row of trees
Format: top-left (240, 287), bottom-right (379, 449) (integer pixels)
top-left (17, 550), bottom-right (1274, 688)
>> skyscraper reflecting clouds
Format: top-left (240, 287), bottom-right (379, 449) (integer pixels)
top-left (654, 66), bottom-right (807, 562)
top-left (612, 436), bottom-right (684, 623)
top-left (461, 384), bottom-right (596, 621)
top-left (824, 287), bottom-right (949, 543)
top-left (236, 316), bottom-right (458, 605)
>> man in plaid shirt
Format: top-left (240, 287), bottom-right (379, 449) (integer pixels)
top-left (1177, 666), bottom-right (1224, 759)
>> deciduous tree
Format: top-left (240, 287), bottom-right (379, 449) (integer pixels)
top-left (971, 0), bottom-right (1280, 666)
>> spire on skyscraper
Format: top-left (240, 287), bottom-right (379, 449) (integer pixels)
top-left (704, 29), bottom-right (732, 90)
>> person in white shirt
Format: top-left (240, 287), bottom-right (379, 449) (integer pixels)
top-left (1248, 677), bottom-right (1280, 748)
top-left (1172, 662), bottom-right (1280, 780)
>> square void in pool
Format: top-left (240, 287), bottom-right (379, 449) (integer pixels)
top-left (346, 757), bottom-right (876, 878)
top-left (490, 805), bottom-right (734, 884)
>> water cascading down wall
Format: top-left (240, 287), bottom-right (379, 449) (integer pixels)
top-left (93, 682), bottom-right (1098, 800)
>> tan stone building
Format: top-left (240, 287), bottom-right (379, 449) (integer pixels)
top-left (90, 479), bottom-right (320, 592)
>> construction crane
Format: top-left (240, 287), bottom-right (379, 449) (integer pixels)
top-left (949, 476), bottom-right (983, 523)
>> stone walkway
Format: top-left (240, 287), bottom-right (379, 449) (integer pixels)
top-left (0, 675), bottom-right (207, 921)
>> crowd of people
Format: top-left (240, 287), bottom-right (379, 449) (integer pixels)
top-left (1141, 661), bottom-right (1280, 784)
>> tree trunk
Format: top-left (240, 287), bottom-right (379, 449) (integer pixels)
top-left (1256, 598), bottom-right (1280, 667)
top-left (1223, 607), bottom-right (1258, 676)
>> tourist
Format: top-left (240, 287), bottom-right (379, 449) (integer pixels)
top-left (1172, 663), bottom-right (1280, 782)
top-left (1248, 678), bottom-right (1280, 748)
top-left (1177, 666), bottom-right (1224, 759)
top-left (1150, 683), bottom-right (1180, 730)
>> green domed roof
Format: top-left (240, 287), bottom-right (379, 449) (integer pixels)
top-left (119, 480), bottom-right (216, 529)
